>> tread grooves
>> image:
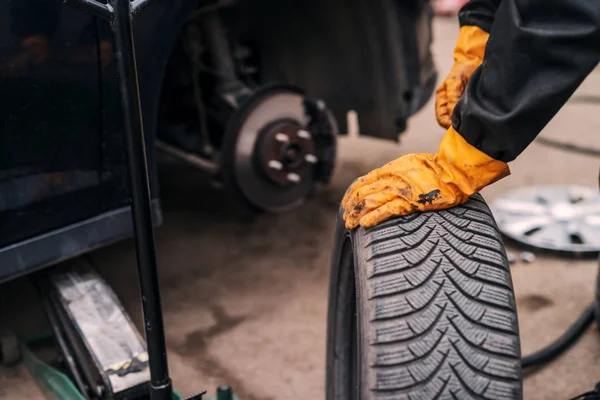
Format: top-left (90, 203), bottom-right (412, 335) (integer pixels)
top-left (442, 250), bottom-right (511, 291)
top-left (367, 228), bottom-right (436, 261)
top-left (438, 211), bottom-right (501, 243)
top-left (442, 237), bottom-right (506, 272)
top-left (367, 212), bottom-right (426, 233)
top-left (446, 291), bottom-right (515, 335)
top-left (371, 281), bottom-right (444, 322)
top-left (369, 240), bottom-right (437, 279)
top-left (367, 223), bottom-right (434, 246)
top-left (451, 211), bottom-right (500, 227)
top-left (437, 222), bottom-right (506, 257)
top-left (449, 363), bottom-right (495, 400)
top-left (372, 303), bottom-right (447, 346)
top-left (431, 376), bottom-right (451, 400)
top-left (370, 350), bottom-right (450, 392)
top-left (463, 202), bottom-right (494, 215)
top-left (449, 341), bottom-right (518, 383)
top-left (439, 227), bottom-right (507, 261)
top-left (372, 328), bottom-right (446, 368)
top-left (442, 268), bottom-right (514, 312)
top-left (446, 317), bottom-right (519, 361)
top-left (369, 258), bottom-right (442, 299)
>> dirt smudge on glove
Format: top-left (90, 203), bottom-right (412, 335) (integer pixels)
top-left (353, 200), bottom-right (366, 213)
top-left (417, 189), bottom-right (441, 205)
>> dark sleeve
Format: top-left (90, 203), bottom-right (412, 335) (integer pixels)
top-left (458, 0), bottom-right (502, 32)
top-left (452, 0), bottom-right (600, 163)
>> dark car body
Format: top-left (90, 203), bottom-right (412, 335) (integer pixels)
top-left (0, 0), bottom-right (436, 283)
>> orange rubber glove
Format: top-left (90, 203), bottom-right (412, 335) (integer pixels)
top-left (435, 25), bottom-right (489, 128)
top-left (341, 127), bottom-right (510, 229)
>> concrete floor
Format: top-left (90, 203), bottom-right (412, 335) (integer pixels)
top-left (1, 17), bottom-right (600, 400)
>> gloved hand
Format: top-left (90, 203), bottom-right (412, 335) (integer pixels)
top-left (435, 25), bottom-right (489, 128)
top-left (341, 127), bottom-right (510, 229)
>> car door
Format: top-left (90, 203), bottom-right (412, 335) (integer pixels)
top-left (0, 0), bottom-right (150, 282)
top-left (0, 0), bottom-right (106, 245)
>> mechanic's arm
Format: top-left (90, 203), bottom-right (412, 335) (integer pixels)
top-left (342, 0), bottom-right (600, 229)
top-left (458, 0), bottom-right (502, 32)
top-left (454, 0), bottom-right (600, 161)
top-left (435, 0), bottom-right (501, 127)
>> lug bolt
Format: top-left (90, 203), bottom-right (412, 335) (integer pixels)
top-left (268, 160), bottom-right (283, 171)
top-left (287, 173), bottom-right (301, 183)
top-left (305, 154), bottom-right (318, 164)
top-left (298, 130), bottom-right (312, 140)
top-left (316, 100), bottom-right (326, 110)
top-left (275, 133), bottom-right (289, 143)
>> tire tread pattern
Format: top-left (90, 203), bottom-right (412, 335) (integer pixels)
top-left (357, 195), bottom-right (522, 400)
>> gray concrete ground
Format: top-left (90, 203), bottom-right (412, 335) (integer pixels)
top-left (1, 17), bottom-right (599, 400)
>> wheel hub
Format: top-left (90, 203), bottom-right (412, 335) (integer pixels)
top-left (256, 121), bottom-right (317, 186)
top-left (490, 185), bottom-right (600, 256)
top-left (221, 85), bottom-right (338, 213)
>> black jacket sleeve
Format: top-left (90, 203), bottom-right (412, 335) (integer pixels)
top-left (458, 0), bottom-right (502, 32)
top-left (452, 0), bottom-right (600, 163)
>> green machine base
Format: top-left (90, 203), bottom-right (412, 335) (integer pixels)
top-left (22, 333), bottom-right (238, 400)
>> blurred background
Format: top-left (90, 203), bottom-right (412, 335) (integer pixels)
top-left (1, 7), bottom-right (599, 400)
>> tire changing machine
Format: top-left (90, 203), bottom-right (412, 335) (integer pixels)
top-left (11, 0), bottom-right (238, 399)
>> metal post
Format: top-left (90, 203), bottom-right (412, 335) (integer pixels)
top-left (110, 0), bottom-right (172, 398)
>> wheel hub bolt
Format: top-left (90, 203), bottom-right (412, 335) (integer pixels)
top-left (298, 130), bottom-right (312, 140)
top-left (275, 133), bottom-right (289, 143)
top-left (268, 160), bottom-right (283, 171)
top-left (287, 173), bottom-right (301, 183)
top-left (305, 154), bottom-right (318, 164)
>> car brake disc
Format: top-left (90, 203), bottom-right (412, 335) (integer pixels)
top-left (490, 185), bottom-right (600, 256)
top-left (221, 84), bottom-right (337, 213)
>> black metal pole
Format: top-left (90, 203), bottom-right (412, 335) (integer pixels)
top-left (110, 0), bottom-right (172, 398)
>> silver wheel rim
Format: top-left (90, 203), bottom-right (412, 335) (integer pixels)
top-left (490, 185), bottom-right (600, 255)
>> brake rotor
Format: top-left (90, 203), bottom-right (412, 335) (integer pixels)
top-left (221, 85), bottom-right (336, 213)
top-left (490, 185), bottom-right (600, 256)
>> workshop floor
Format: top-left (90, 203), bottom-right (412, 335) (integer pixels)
top-left (1, 17), bottom-right (599, 400)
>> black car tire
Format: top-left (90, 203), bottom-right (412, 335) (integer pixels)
top-left (326, 194), bottom-right (523, 400)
